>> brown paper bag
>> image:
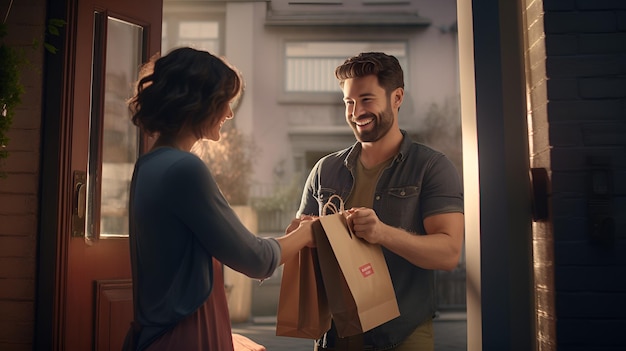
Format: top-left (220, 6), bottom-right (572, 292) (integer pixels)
top-left (276, 246), bottom-right (331, 339)
top-left (316, 195), bottom-right (400, 338)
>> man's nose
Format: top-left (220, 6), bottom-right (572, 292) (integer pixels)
top-left (353, 102), bottom-right (366, 118)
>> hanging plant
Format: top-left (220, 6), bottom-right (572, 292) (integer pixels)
top-left (0, 22), bottom-right (25, 176)
top-left (0, 0), bottom-right (66, 176)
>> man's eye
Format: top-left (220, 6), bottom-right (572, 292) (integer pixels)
top-left (344, 101), bottom-right (354, 105)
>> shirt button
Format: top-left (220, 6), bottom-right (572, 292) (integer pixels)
top-left (401, 191), bottom-right (406, 196)
top-left (375, 195), bottom-right (380, 200)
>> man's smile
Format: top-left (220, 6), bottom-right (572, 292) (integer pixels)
top-left (353, 117), bottom-right (374, 127)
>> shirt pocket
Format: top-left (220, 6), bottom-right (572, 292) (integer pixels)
top-left (388, 186), bottom-right (420, 199)
top-left (380, 186), bottom-right (421, 226)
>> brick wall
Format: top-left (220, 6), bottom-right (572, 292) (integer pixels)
top-left (543, 0), bottom-right (626, 350)
top-left (0, 0), bottom-right (46, 350)
top-left (523, 1), bottom-right (557, 350)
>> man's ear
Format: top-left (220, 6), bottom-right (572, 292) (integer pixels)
top-left (392, 87), bottom-right (404, 109)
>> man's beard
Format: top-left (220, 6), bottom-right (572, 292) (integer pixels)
top-left (350, 104), bottom-right (394, 143)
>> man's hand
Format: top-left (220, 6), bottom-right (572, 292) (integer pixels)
top-left (232, 333), bottom-right (266, 351)
top-left (345, 207), bottom-right (387, 244)
top-left (347, 207), bottom-right (465, 271)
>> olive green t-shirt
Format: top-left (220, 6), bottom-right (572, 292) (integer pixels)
top-left (346, 156), bottom-right (394, 209)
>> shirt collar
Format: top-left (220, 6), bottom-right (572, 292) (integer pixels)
top-left (344, 129), bottom-right (411, 169)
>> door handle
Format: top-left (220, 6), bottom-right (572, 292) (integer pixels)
top-left (72, 171), bottom-right (87, 237)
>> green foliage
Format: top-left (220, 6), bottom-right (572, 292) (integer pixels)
top-left (251, 175), bottom-right (302, 212)
top-left (42, 18), bottom-right (66, 54)
top-left (0, 18), bottom-right (66, 176)
top-left (0, 22), bottom-right (26, 175)
top-left (192, 122), bottom-right (257, 205)
top-left (418, 98), bottom-right (463, 178)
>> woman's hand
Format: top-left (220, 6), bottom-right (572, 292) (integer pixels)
top-left (285, 217), bottom-right (301, 234)
top-left (232, 333), bottom-right (266, 351)
top-left (285, 215), bottom-right (317, 234)
top-left (286, 216), bottom-right (317, 248)
top-left (277, 216), bottom-right (318, 264)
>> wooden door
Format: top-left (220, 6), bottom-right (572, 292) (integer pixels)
top-left (59, 0), bottom-right (161, 350)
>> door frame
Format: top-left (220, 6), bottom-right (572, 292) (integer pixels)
top-left (36, 0), bottom-right (537, 350)
top-left (457, 1), bottom-right (535, 350)
top-left (36, 0), bottom-right (162, 349)
top-left (36, 0), bottom-right (78, 348)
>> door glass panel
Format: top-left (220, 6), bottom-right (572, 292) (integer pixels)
top-left (86, 14), bottom-right (144, 240)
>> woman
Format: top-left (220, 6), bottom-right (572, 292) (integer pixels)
top-left (125, 47), bottom-right (314, 350)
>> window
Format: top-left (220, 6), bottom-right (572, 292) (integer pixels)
top-left (177, 21), bottom-right (220, 53)
top-left (87, 15), bottom-right (144, 239)
top-left (284, 41), bottom-right (408, 96)
top-left (162, 16), bottom-right (223, 55)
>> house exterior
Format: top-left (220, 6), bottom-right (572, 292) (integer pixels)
top-left (159, 0), bottom-right (461, 212)
top-left (0, 0), bottom-right (624, 351)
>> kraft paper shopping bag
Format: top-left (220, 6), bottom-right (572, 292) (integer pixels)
top-left (276, 246), bottom-right (331, 339)
top-left (315, 195), bottom-right (400, 337)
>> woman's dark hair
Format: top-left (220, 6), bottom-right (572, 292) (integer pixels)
top-left (128, 47), bottom-right (243, 139)
top-left (334, 52), bottom-right (404, 94)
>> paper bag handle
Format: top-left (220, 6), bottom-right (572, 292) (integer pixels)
top-left (322, 194), bottom-right (355, 238)
top-left (322, 194), bottom-right (345, 215)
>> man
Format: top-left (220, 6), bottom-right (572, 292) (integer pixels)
top-left (296, 52), bottom-right (465, 350)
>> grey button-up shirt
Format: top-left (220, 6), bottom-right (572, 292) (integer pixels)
top-left (298, 130), bottom-right (464, 350)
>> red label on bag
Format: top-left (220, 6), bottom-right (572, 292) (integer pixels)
top-left (359, 263), bottom-right (374, 277)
